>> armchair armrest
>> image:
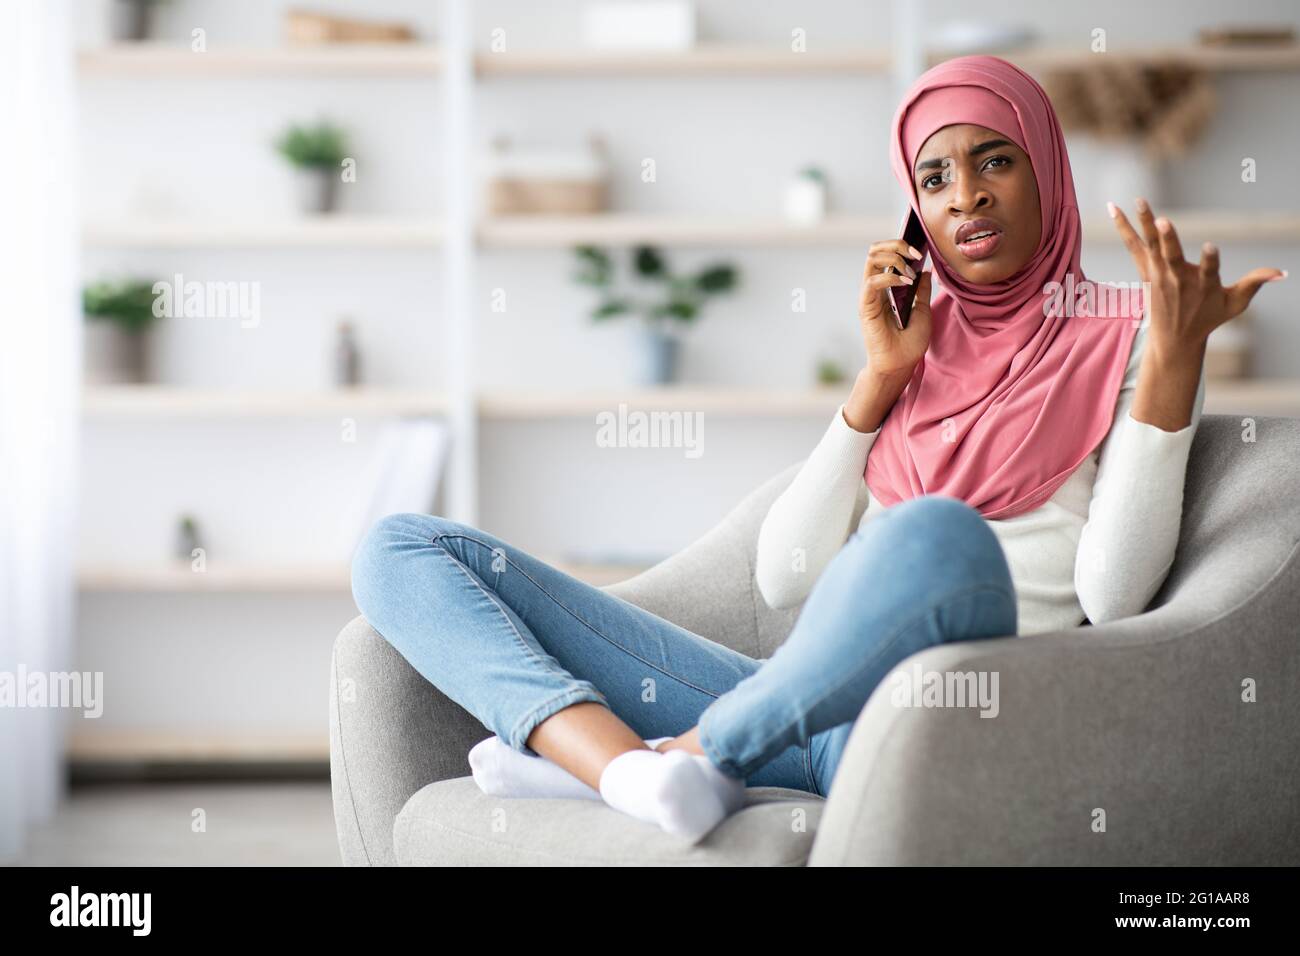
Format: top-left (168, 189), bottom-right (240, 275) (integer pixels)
top-left (809, 539), bottom-right (1300, 865)
top-left (330, 615), bottom-right (488, 866)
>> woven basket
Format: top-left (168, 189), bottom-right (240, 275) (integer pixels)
top-left (284, 9), bottom-right (415, 44)
top-left (486, 178), bottom-right (606, 216)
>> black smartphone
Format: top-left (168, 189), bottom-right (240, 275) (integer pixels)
top-left (886, 208), bottom-right (929, 330)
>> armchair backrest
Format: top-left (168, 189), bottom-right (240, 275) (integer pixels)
top-left (605, 414), bottom-right (1300, 655)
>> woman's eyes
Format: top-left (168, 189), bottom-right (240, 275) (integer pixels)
top-left (920, 155), bottom-right (1011, 190)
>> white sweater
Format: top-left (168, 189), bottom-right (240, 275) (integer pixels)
top-left (755, 320), bottom-right (1206, 636)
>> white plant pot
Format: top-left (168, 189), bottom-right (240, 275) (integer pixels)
top-left (295, 167), bottom-right (339, 215)
top-left (633, 324), bottom-right (682, 385)
top-left (83, 320), bottom-right (150, 384)
top-left (785, 177), bottom-right (827, 224)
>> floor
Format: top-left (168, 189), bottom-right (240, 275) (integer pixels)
top-left (13, 780), bottom-right (341, 866)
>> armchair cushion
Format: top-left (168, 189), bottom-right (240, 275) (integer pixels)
top-left (394, 779), bottom-right (823, 866)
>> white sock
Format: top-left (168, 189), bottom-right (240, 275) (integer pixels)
top-left (598, 748), bottom-right (741, 843)
top-left (468, 736), bottom-right (602, 801)
top-left (646, 737), bottom-right (747, 814)
top-left (468, 735), bottom-right (748, 825)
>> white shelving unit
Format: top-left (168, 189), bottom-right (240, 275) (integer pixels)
top-left (82, 209), bottom-right (1300, 250)
top-left (82, 385), bottom-right (447, 417)
top-left (76, 5), bottom-right (1300, 762)
top-left (78, 23), bottom-right (1300, 539)
top-left (474, 44), bottom-right (893, 76)
top-left (77, 557), bottom-right (646, 595)
top-left (475, 211), bottom-right (1300, 247)
top-left (83, 216), bottom-right (443, 249)
top-left (78, 42), bottom-right (443, 75)
top-left (946, 44), bottom-right (1300, 73)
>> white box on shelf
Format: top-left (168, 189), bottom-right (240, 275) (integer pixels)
top-left (580, 1), bottom-right (696, 52)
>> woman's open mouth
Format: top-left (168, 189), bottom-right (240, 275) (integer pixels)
top-left (955, 219), bottom-right (1005, 261)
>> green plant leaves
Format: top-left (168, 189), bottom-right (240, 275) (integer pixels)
top-left (82, 279), bottom-right (160, 334)
top-left (694, 264), bottom-right (737, 293)
top-left (573, 245), bottom-right (613, 286)
top-left (572, 245), bottom-right (738, 327)
top-left (633, 245), bottom-right (666, 278)
top-left (275, 122), bottom-right (349, 169)
top-left (592, 298), bottom-right (632, 320)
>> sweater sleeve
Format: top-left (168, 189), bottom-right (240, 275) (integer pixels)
top-left (1073, 321), bottom-right (1207, 625)
top-left (755, 404), bottom-right (880, 609)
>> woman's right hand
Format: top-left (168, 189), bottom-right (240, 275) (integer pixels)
top-left (858, 239), bottom-right (934, 382)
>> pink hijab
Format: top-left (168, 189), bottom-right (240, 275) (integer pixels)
top-left (864, 55), bottom-right (1141, 520)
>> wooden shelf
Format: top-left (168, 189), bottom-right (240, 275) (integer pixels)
top-left (475, 45), bottom-right (891, 77)
top-left (952, 43), bottom-right (1300, 74)
top-left (83, 386), bottom-right (447, 419)
top-left (83, 217), bottom-right (442, 249)
top-left (479, 385), bottom-right (851, 419)
top-left (78, 43), bottom-right (442, 76)
top-left (81, 211), bottom-right (1300, 251)
top-left (84, 381), bottom-right (1300, 423)
top-left (478, 211), bottom-right (1300, 248)
top-left (479, 381), bottom-right (1300, 420)
top-left (478, 214), bottom-right (896, 247)
top-left (1202, 379), bottom-right (1300, 415)
top-left (77, 42), bottom-right (1300, 81)
top-left (1081, 211), bottom-right (1300, 243)
top-left (77, 558), bottom-right (648, 592)
top-left (78, 563), bottom-right (353, 592)
top-left (67, 730), bottom-right (330, 763)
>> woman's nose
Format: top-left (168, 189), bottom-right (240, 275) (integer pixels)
top-left (947, 176), bottom-right (992, 215)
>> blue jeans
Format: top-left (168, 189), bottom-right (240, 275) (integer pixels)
top-left (350, 494), bottom-right (1017, 797)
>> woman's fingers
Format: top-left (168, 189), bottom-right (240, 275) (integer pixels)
top-left (1107, 203), bottom-right (1150, 274)
top-left (1155, 216), bottom-right (1186, 270)
top-left (1134, 197), bottom-right (1162, 250)
top-left (864, 240), bottom-right (922, 276)
top-left (859, 271), bottom-right (913, 320)
top-left (869, 271), bottom-right (913, 289)
top-left (1224, 268), bottom-right (1288, 318)
top-left (1198, 242), bottom-right (1221, 289)
top-left (868, 250), bottom-right (917, 279)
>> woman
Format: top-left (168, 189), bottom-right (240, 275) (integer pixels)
top-left (351, 56), bottom-right (1284, 845)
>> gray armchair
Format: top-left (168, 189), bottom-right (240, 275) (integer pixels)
top-left (329, 414), bottom-right (1300, 865)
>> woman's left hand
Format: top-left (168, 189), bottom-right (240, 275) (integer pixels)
top-left (1108, 198), bottom-right (1286, 356)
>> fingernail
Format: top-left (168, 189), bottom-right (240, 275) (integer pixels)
top-left (908, 246), bottom-right (922, 259)
top-left (1106, 201), bottom-right (1118, 218)
top-left (1156, 217), bottom-right (1170, 231)
top-left (901, 274), bottom-right (914, 284)
top-left (905, 265), bottom-right (917, 279)
top-left (1135, 197), bottom-right (1149, 212)
top-left (1202, 242), bottom-right (1217, 255)
top-left (1270, 270), bottom-right (1288, 281)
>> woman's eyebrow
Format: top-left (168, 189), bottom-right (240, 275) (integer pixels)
top-left (914, 138), bottom-right (1015, 175)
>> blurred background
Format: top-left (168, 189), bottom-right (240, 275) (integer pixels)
top-left (2, 0), bottom-right (1297, 864)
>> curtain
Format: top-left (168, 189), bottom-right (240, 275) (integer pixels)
top-left (0, 0), bottom-right (79, 863)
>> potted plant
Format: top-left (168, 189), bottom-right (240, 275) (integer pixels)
top-left (111, 0), bottom-right (170, 42)
top-left (82, 279), bottom-right (161, 385)
top-left (573, 244), bottom-right (739, 385)
top-left (275, 121), bottom-right (349, 215)
top-left (785, 165), bottom-right (829, 223)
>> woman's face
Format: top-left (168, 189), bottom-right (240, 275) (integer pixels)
top-left (911, 123), bottom-right (1041, 284)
